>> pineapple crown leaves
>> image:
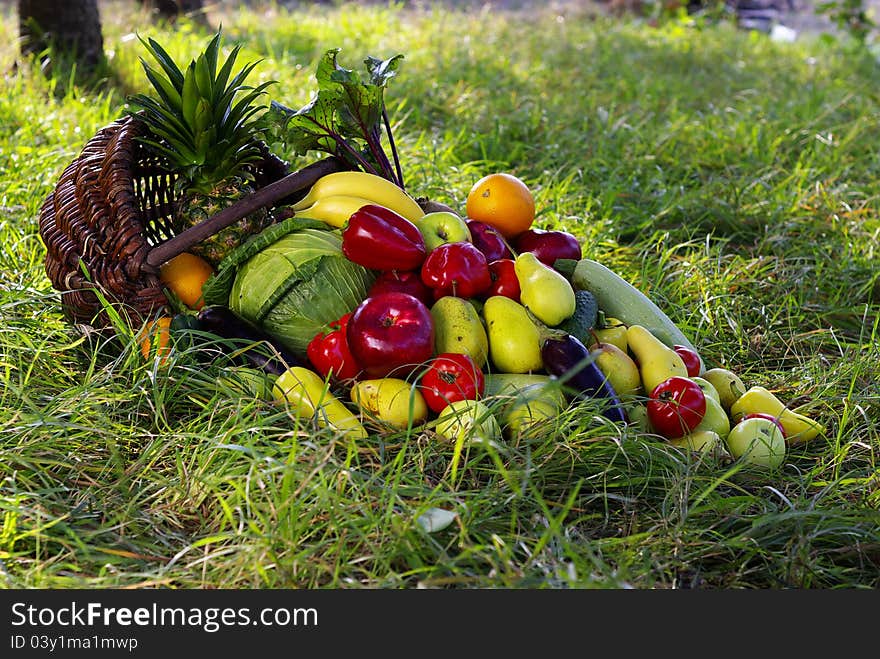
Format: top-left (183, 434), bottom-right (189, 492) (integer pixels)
top-left (127, 30), bottom-right (277, 193)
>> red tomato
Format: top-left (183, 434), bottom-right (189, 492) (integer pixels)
top-left (647, 376), bottom-right (707, 439)
top-left (418, 353), bottom-right (485, 414)
top-left (673, 345), bottom-right (702, 378)
top-left (306, 312), bottom-right (363, 382)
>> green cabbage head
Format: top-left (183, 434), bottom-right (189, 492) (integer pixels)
top-left (228, 227), bottom-right (374, 358)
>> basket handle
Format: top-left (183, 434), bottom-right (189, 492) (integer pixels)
top-left (144, 156), bottom-right (348, 270)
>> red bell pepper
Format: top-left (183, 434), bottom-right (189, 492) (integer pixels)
top-left (341, 204), bottom-right (427, 271)
top-left (306, 312), bottom-right (363, 382)
top-left (420, 241), bottom-right (492, 300)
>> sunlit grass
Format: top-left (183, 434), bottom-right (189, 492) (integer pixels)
top-left (0, 1), bottom-right (878, 589)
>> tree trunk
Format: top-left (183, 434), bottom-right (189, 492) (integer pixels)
top-left (18, 0), bottom-right (104, 71)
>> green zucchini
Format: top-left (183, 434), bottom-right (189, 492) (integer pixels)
top-left (570, 258), bottom-right (705, 374)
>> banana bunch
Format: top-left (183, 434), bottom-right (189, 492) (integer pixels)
top-left (292, 171), bottom-right (425, 228)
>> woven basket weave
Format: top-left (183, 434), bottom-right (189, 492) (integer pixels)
top-left (38, 114), bottom-right (346, 330)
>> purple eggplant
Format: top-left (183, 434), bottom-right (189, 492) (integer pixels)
top-left (195, 305), bottom-right (303, 376)
top-left (540, 333), bottom-right (628, 423)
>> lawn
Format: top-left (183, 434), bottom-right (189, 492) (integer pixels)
top-left (1, 0), bottom-right (878, 589)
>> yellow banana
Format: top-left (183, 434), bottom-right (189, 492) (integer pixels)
top-left (293, 195), bottom-right (376, 229)
top-left (292, 171), bottom-right (425, 223)
top-left (273, 366), bottom-right (367, 441)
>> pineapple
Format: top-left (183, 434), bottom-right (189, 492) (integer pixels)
top-left (128, 31), bottom-right (276, 267)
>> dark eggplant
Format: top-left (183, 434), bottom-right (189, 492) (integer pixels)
top-left (540, 333), bottom-right (628, 424)
top-left (194, 305), bottom-right (303, 376)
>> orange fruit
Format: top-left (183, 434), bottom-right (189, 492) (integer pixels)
top-left (139, 316), bottom-right (173, 364)
top-left (465, 172), bottom-right (536, 240)
top-left (159, 252), bottom-right (214, 310)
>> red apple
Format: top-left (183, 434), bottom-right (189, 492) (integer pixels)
top-left (484, 258), bottom-right (521, 301)
top-left (347, 292), bottom-right (435, 379)
top-left (421, 241), bottom-right (492, 299)
top-left (513, 228), bottom-right (582, 267)
top-left (673, 344), bottom-right (702, 378)
top-left (466, 220), bottom-right (513, 262)
top-left (368, 270), bottom-right (433, 307)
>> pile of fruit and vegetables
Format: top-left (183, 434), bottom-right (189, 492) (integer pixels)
top-left (131, 32), bottom-right (824, 472)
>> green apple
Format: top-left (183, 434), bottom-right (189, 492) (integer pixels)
top-left (725, 416), bottom-right (786, 469)
top-left (498, 382), bottom-right (566, 438)
top-left (416, 211), bottom-right (472, 252)
top-left (669, 429), bottom-right (725, 455)
top-left (623, 401), bottom-right (651, 433)
top-left (434, 399), bottom-right (501, 446)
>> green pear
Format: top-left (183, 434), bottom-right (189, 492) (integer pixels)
top-left (588, 340), bottom-right (642, 400)
top-left (689, 395), bottom-right (730, 440)
top-left (502, 392), bottom-right (562, 438)
top-left (703, 367), bottom-right (747, 412)
top-left (431, 295), bottom-right (489, 368)
top-left (514, 252), bottom-right (576, 327)
top-left (482, 296), bottom-right (544, 374)
top-left (625, 324), bottom-right (688, 394)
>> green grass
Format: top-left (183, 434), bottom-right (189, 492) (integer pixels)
top-left (1, 1), bottom-right (878, 589)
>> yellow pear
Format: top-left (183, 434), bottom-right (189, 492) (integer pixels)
top-left (514, 252), bottom-right (576, 327)
top-left (273, 366), bottom-right (367, 440)
top-left (350, 378), bottom-right (429, 430)
top-left (626, 324), bottom-right (688, 394)
top-left (588, 340), bottom-right (642, 400)
top-left (729, 386), bottom-right (824, 445)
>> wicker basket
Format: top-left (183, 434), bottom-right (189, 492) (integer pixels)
top-left (38, 114), bottom-right (347, 330)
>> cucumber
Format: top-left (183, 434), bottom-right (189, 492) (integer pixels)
top-left (556, 289), bottom-right (598, 345)
top-left (570, 258), bottom-right (705, 374)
